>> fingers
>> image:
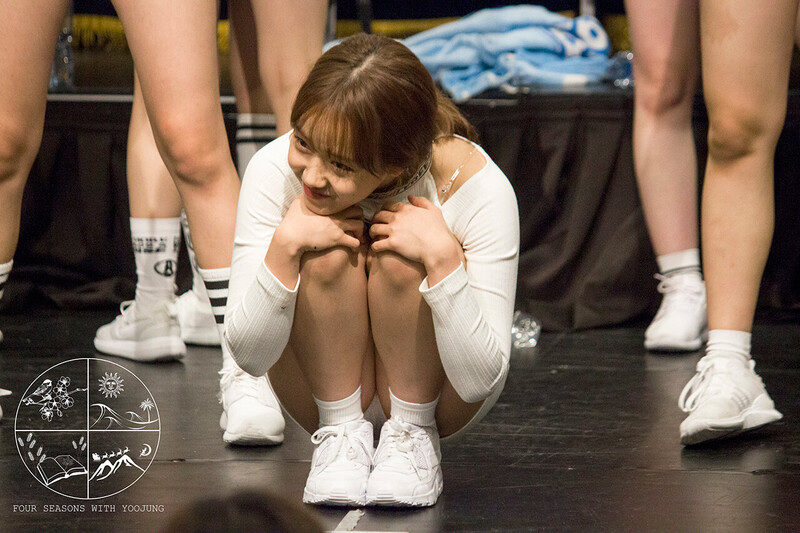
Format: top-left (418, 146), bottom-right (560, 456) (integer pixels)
top-left (338, 232), bottom-right (362, 250)
top-left (368, 221), bottom-right (388, 241)
top-left (408, 195), bottom-right (432, 208)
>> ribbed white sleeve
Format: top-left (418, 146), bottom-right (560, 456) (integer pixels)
top-left (424, 158), bottom-right (519, 403)
top-left (224, 134), bottom-right (302, 376)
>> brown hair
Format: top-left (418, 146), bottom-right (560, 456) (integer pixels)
top-left (291, 33), bottom-right (477, 180)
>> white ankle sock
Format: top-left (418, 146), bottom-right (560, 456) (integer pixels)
top-left (706, 329), bottom-right (751, 361)
top-left (389, 389), bottom-right (438, 427)
top-left (314, 386), bottom-right (364, 427)
top-left (130, 218), bottom-right (181, 312)
top-left (236, 113), bottom-right (277, 177)
top-left (179, 211), bottom-right (211, 305)
top-left (656, 248), bottom-right (701, 277)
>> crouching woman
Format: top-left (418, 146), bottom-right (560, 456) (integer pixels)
top-left (224, 33), bottom-right (519, 507)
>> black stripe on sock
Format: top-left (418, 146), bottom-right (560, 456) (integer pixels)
top-left (235, 136), bottom-right (277, 143)
top-left (208, 297), bottom-right (228, 308)
top-left (203, 279), bottom-right (229, 290)
top-left (236, 124), bottom-right (276, 131)
top-left (661, 266), bottom-right (701, 276)
top-left (215, 314), bottom-right (225, 324)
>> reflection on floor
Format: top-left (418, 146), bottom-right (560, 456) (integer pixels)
top-left (1, 309), bottom-right (798, 532)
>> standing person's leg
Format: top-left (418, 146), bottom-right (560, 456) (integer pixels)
top-left (227, 0), bottom-right (327, 173)
top-left (111, 0), bottom-right (283, 444)
top-left (94, 73), bottom-right (186, 361)
top-left (228, 1), bottom-right (276, 175)
top-left (626, 0), bottom-right (706, 352)
top-left (245, 0), bottom-right (327, 134)
top-left (679, 0), bottom-right (796, 445)
top-left (0, 1), bottom-right (69, 342)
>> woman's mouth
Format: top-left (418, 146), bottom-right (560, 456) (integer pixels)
top-left (303, 184), bottom-right (329, 200)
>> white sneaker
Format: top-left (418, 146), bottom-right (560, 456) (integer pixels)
top-left (175, 290), bottom-right (220, 346)
top-left (679, 353), bottom-right (783, 445)
top-left (366, 418), bottom-right (443, 507)
top-left (303, 419), bottom-right (373, 506)
top-left (94, 300), bottom-right (186, 362)
top-left (644, 273), bottom-right (708, 351)
top-left (219, 367), bottom-right (284, 446)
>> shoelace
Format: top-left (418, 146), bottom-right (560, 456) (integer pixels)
top-left (118, 300), bottom-right (136, 323)
top-left (374, 419), bottom-right (427, 479)
top-left (218, 367), bottom-right (266, 406)
top-left (655, 273), bottom-right (704, 298)
top-left (654, 274), bottom-right (704, 316)
top-left (117, 299), bottom-right (176, 324)
top-left (310, 424), bottom-right (370, 470)
top-left (678, 357), bottom-right (758, 413)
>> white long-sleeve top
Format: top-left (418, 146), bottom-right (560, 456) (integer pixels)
top-left (225, 132), bottom-right (519, 404)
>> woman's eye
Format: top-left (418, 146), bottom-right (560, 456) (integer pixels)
top-left (332, 161), bottom-right (354, 173)
top-left (295, 136), bottom-right (311, 151)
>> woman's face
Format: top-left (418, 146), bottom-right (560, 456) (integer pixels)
top-left (288, 129), bottom-right (396, 216)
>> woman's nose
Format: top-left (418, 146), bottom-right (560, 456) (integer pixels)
top-left (303, 160), bottom-right (328, 188)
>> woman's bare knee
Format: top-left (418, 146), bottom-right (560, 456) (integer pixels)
top-left (301, 246), bottom-right (364, 287)
top-left (367, 250), bottom-right (425, 293)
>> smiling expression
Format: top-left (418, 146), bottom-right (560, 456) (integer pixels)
top-left (288, 128), bottom-right (399, 216)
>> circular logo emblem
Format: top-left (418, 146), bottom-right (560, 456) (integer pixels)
top-left (15, 358), bottom-right (160, 500)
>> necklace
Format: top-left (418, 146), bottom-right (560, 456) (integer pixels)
top-left (440, 145), bottom-right (478, 201)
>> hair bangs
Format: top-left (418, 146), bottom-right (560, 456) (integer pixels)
top-left (293, 94), bottom-right (384, 176)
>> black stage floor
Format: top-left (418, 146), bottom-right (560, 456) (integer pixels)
top-left (1, 309), bottom-right (798, 532)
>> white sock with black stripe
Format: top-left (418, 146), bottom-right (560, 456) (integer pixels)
top-left (236, 113), bottom-right (277, 177)
top-left (198, 266), bottom-right (230, 339)
top-left (0, 259), bottom-right (11, 342)
top-left (130, 218), bottom-right (182, 313)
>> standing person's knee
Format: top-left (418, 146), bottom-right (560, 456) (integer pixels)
top-left (0, 118), bottom-right (43, 184)
top-left (636, 64), bottom-right (695, 117)
top-left (706, 109), bottom-right (784, 165)
top-left (151, 115), bottom-right (229, 188)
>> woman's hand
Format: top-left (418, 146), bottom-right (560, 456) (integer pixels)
top-left (265, 196), bottom-right (364, 288)
top-left (370, 196), bottom-right (462, 282)
top-left (279, 196), bottom-right (364, 254)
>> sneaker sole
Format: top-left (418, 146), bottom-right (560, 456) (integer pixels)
top-left (303, 487), bottom-right (366, 507)
top-left (366, 472), bottom-right (443, 507)
top-left (645, 329), bottom-right (708, 352)
top-left (219, 412), bottom-right (284, 446)
top-left (680, 396), bottom-right (783, 446)
top-left (93, 336), bottom-right (186, 362)
top-left (223, 430), bottom-right (284, 446)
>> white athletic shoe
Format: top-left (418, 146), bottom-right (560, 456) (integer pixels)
top-left (303, 418), bottom-right (374, 506)
top-left (679, 353), bottom-right (783, 445)
top-left (175, 290), bottom-right (220, 346)
top-left (94, 300), bottom-right (185, 362)
top-left (644, 273), bottom-right (708, 352)
top-left (366, 418), bottom-right (443, 507)
top-left (219, 367), bottom-right (284, 446)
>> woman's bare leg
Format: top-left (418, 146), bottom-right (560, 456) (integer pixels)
top-left (112, 0), bottom-right (239, 270)
top-left (626, 0), bottom-right (707, 352)
top-left (678, 0), bottom-right (795, 446)
top-left (700, 0), bottom-right (796, 332)
top-left (0, 1), bottom-right (69, 262)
